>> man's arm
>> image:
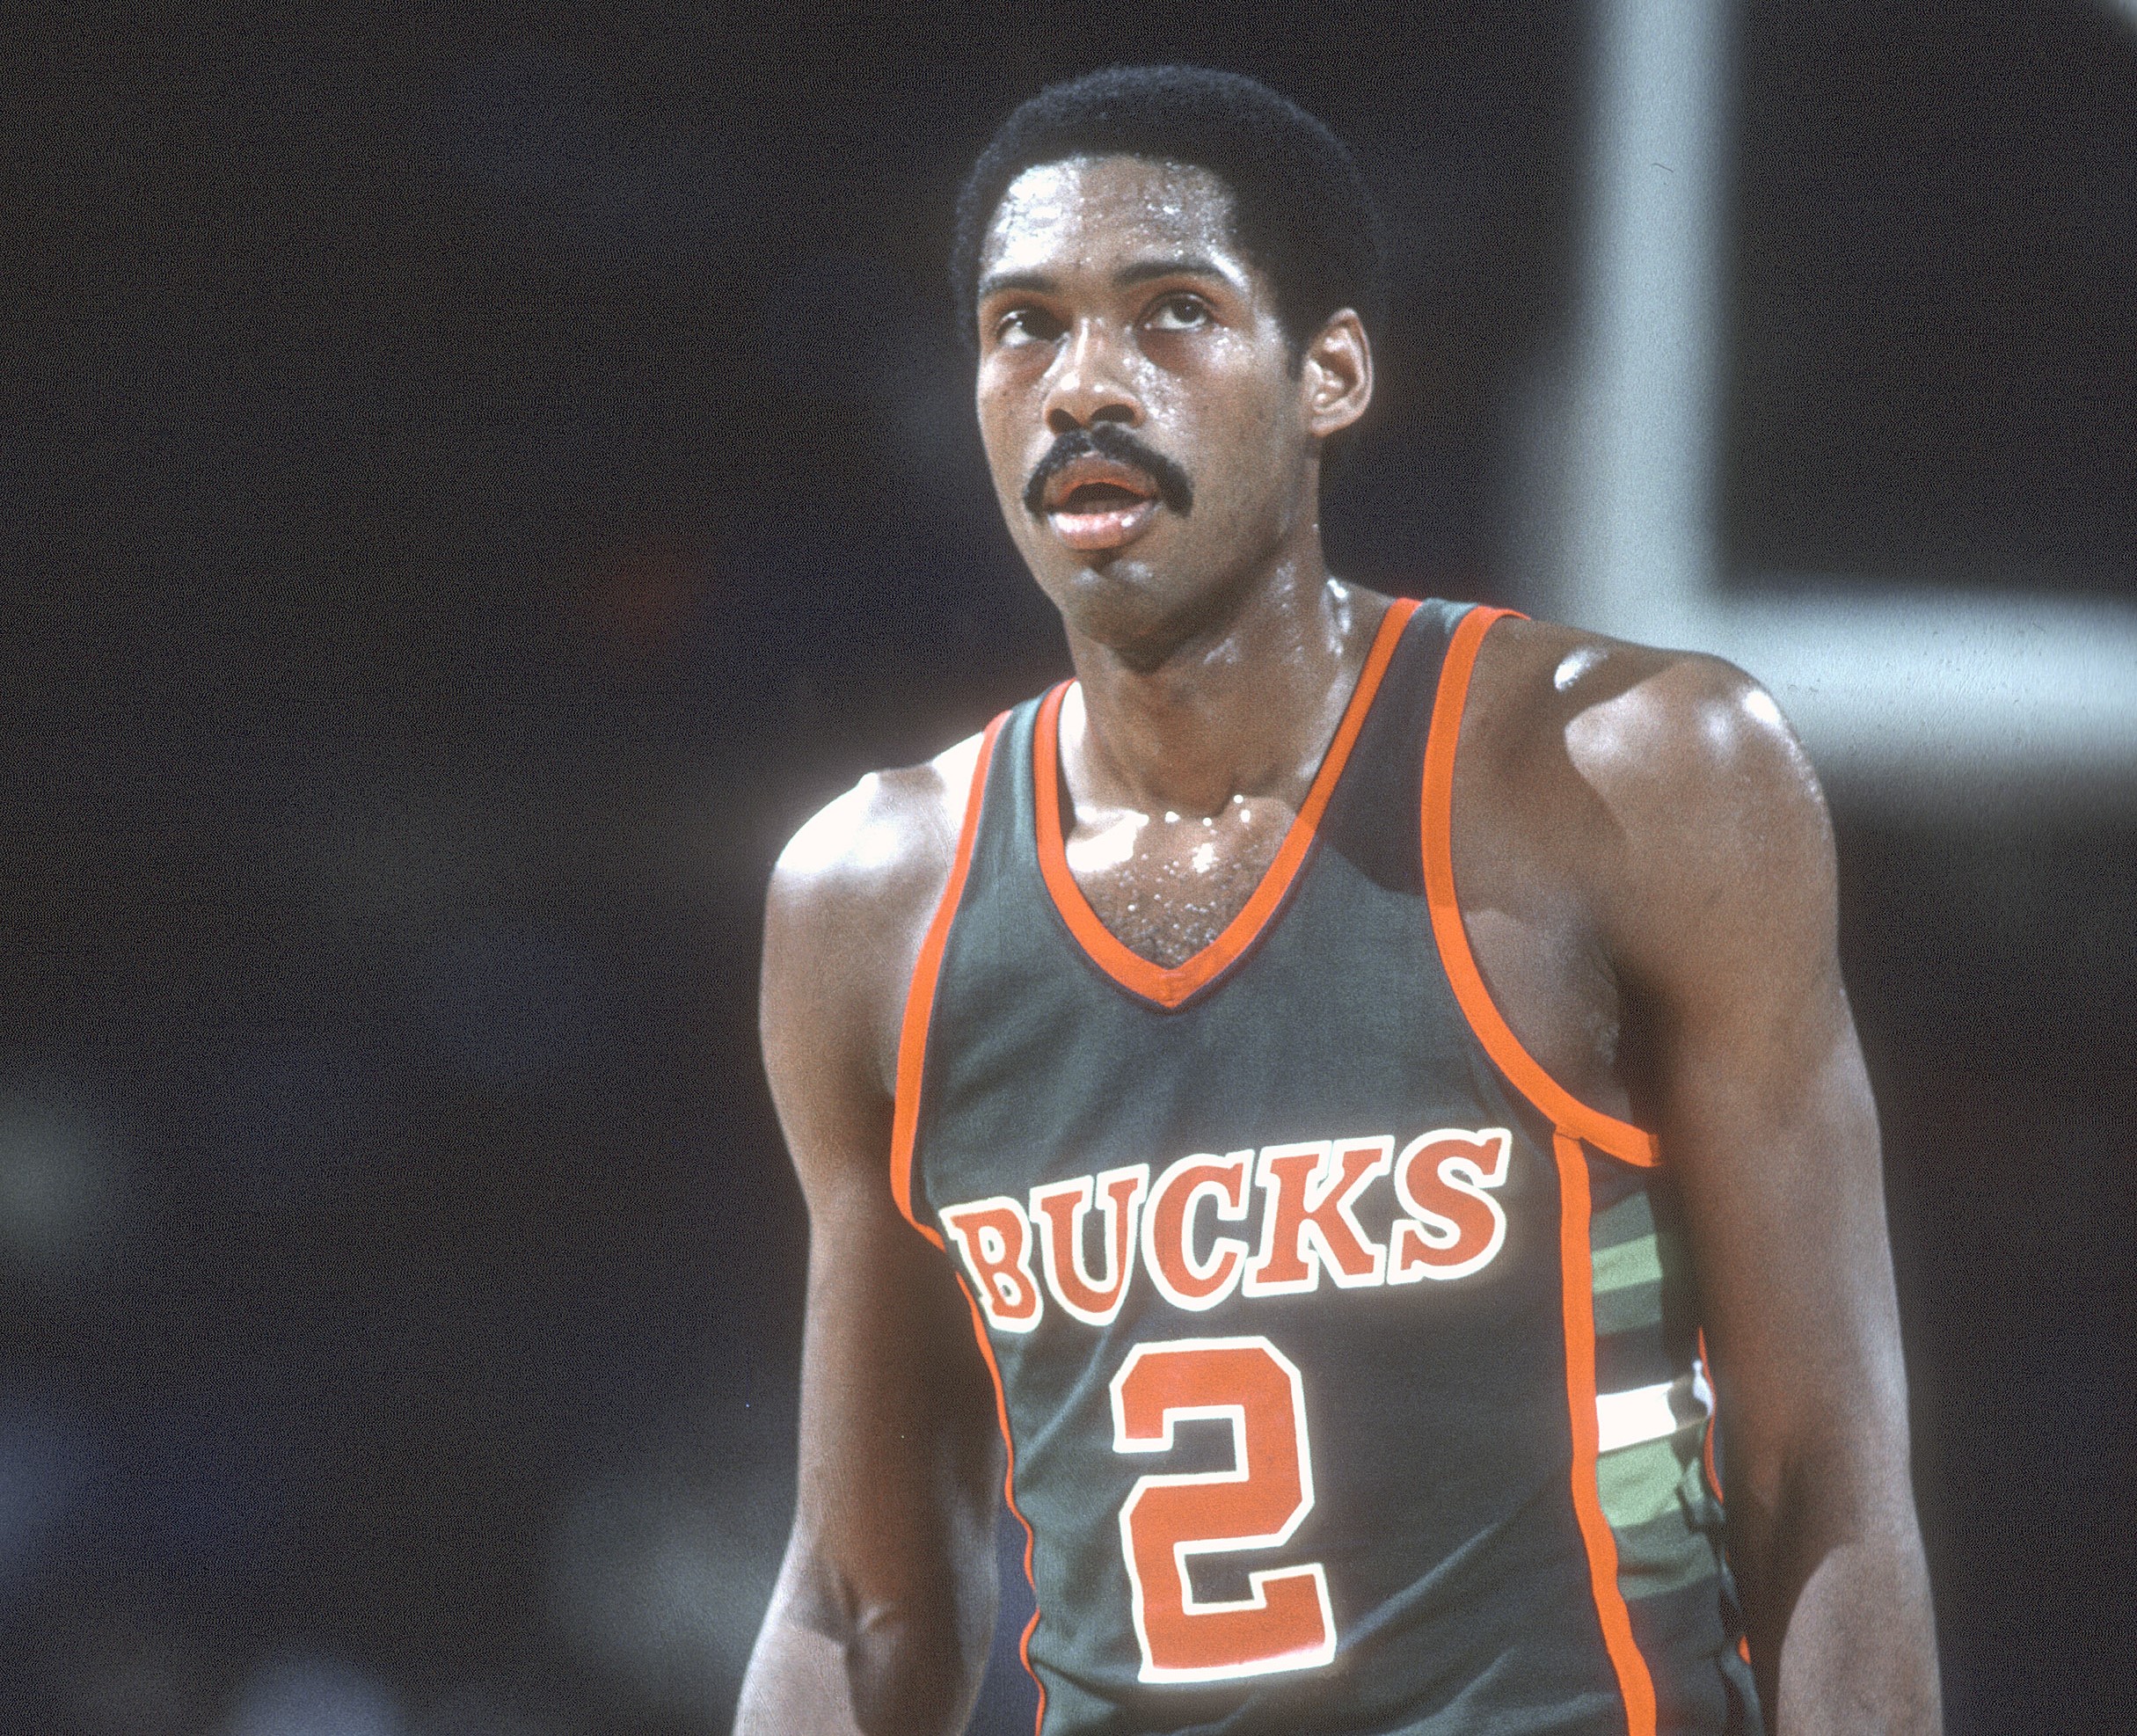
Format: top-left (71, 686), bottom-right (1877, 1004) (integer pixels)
top-left (734, 754), bottom-right (1005, 1736)
top-left (1575, 653), bottom-right (1941, 1731)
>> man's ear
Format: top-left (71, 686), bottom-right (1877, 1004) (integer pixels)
top-left (1302, 310), bottom-right (1372, 439)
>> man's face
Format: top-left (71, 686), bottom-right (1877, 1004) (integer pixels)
top-left (973, 155), bottom-right (1357, 656)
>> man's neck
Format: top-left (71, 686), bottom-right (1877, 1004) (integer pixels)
top-left (1059, 560), bottom-right (1388, 820)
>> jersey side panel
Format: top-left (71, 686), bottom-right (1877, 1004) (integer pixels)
top-left (1587, 1154), bottom-right (1761, 1733)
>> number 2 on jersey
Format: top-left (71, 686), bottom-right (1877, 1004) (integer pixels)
top-left (1108, 1336), bottom-right (1336, 1683)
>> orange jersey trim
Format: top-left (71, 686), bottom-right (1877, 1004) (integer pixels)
top-left (953, 1280), bottom-right (1050, 1734)
top-left (1420, 608), bottom-right (1660, 1169)
top-left (1033, 597), bottom-right (1421, 1010)
top-left (889, 713), bottom-right (1007, 1237)
top-left (1555, 1131), bottom-right (1660, 1736)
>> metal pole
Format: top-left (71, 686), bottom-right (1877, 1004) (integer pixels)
top-left (1560, 0), bottom-right (2137, 809)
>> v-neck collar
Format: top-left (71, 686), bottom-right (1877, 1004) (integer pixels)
top-left (1032, 597), bottom-right (1419, 1010)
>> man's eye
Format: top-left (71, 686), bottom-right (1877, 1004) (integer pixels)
top-left (994, 306), bottom-right (1064, 346)
top-left (1147, 295), bottom-right (1211, 332)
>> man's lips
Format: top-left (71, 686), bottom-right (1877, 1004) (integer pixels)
top-left (1042, 457), bottom-right (1163, 551)
top-left (1019, 424), bottom-right (1192, 552)
top-left (1049, 495), bottom-right (1159, 551)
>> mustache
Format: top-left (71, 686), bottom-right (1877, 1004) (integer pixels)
top-left (1021, 423), bottom-right (1195, 518)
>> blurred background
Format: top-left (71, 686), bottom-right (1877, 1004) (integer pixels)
top-left (4, 3), bottom-right (2133, 1732)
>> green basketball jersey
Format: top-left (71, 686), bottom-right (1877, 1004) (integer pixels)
top-left (891, 600), bottom-right (1761, 1735)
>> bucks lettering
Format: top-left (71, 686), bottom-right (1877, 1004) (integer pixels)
top-left (940, 1127), bottom-right (1513, 1333)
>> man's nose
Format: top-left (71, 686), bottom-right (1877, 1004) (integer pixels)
top-left (1043, 318), bottom-right (1141, 434)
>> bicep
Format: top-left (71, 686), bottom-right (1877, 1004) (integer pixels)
top-left (1595, 670), bottom-right (1912, 1507)
top-left (1652, 951), bottom-right (1907, 1502)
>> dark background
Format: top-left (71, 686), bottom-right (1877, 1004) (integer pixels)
top-left (4, 4), bottom-right (2133, 1733)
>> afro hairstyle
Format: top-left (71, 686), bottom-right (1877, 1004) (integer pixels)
top-left (950, 65), bottom-right (1386, 360)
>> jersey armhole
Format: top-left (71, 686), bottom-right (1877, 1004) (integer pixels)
top-left (889, 711), bottom-right (1010, 1236)
top-left (1421, 609), bottom-right (1660, 1169)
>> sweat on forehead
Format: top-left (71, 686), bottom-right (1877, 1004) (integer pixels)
top-left (992, 156), bottom-right (1232, 227)
top-left (977, 157), bottom-right (1249, 282)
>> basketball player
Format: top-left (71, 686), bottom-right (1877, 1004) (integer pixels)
top-left (734, 67), bottom-right (1939, 1736)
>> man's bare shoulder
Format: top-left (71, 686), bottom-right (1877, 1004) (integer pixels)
top-left (1470, 613), bottom-right (1825, 832)
top-left (769, 730), bottom-right (988, 927)
top-left (762, 731), bottom-right (990, 1101)
top-left (1463, 614), bottom-right (1837, 985)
